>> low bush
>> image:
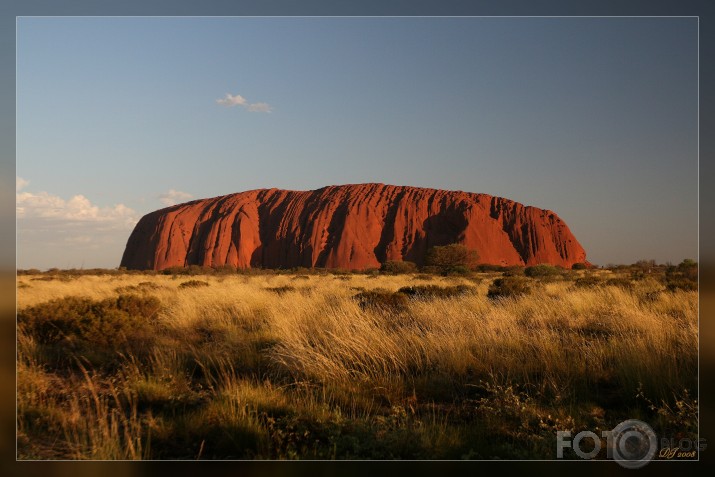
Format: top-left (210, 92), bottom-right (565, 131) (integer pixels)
top-left (353, 289), bottom-right (410, 314)
top-left (605, 277), bottom-right (634, 290)
top-left (116, 281), bottom-right (162, 294)
top-left (380, 261), bottom-right (418, 274)
top-left (18, 294), bottom-right (161, 367)
top-left (665, 277), bottom-right (697, 292)
top-left (397, 284), bottom-right (474, 299)
top-left (524, 264), bottom-right (560, 278)
top-left (502, 267), bottom-right (525, 277)
top-left (328, 269), bottom-right (352, 276)
top-left (475, 264), bottom-right (509, 273)
top-left (266, 286), bottom-right (296, 295)
top-left (443, 265), bottom-right (472, 276)
top-left (487, 277), bottom-right (532, 299)
top-left (17, 269), bottom-right (42, 275)
top-left (664, 259), bottom-right (698, 292)
top-left (573, 275), bottom-right (603, 288)
top-left (162, 265), bottom-right (214, 276)
top-left (178, 280), bottom-right (210, 289)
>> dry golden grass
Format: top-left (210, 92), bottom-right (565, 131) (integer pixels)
top-left (16, 271), bottom-right (698, 460)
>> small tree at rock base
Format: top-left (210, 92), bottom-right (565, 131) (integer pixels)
top-left (380, 260), bottom-right (418, 274)
top-left (425, 244), bottom-right (479, 274)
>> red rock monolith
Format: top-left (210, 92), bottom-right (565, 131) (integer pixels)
top-left (120, 184), bottom-right (587, 270)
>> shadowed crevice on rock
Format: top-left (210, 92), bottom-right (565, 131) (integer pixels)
top-left (373, 188), bottom-right (407, 264)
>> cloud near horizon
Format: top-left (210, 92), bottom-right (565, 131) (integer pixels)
top-left (17, 189), bottom-right (137, 227)
top-left (159, 189), bottom-right (193, 206)
top-left (216, 92), bottom-right (273, 113)
top-left (16, 183), bottom-right (140, 268)
top-left (17, 176), bottom-right (29, 191)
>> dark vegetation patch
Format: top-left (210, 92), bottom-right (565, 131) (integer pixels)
top-left (265, 286), bottom-right (296, 295)
top-left (354, 289), bottom-right (410, 314)
top-left (178, 280), bottom-right (210, 289)
top-left (524, 264), bottom-right (561, 278)
top-left (354, 284), bottom-right (477, 314)
top-left (115, 281), bottom-right (162, 294)
top-left (379, 261), bottom-right (418, 274)
top-left (396, 284), bottom-right (474, 299)
top-left (487, 276), bottom-right (533, 299)
top-left (664, 259), bottom-right (698, 292)
top-left (573, 274), bottom-right (603, 288)
top-left (604, 277), bottom-right (634, 290)
top-left (18, 294), bottom-right (161, 368)
top-left (30, 276), bottom-right (61, 282)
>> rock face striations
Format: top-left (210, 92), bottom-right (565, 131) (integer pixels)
top-left (120, 184), bottom-right (588, 270)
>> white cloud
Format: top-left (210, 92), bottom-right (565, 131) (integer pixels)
top-left (158, 189), bottom-right (193, 206)
top-left (16, 190), bottom-right (138, 228)
top-left (247, 102), bottom-right (273, 113)
top-left (16, 182), bottom-right (140, 268)
top-left (216, 92), bottom-right (272, 113)
top-left (17, 176), bottom-right (29, 191)
top-left (216, 93), bottom-right (247, 107)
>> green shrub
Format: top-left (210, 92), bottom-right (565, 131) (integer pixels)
top-left (662, 259), bottom-right (697, 291)
top-left (571, 263), bottom-right (588, 270)
top-left (380, 261), bottom-right (418, 274)
top-left (425, 244), bottom-right (479, 274)
top-left (178, 280), bottom-right (210, 289)
top-left (524, 265), bottom-right (560, 278)
top-left (487, 277), bottom-right (532, 299)
top-left (675, 259), bottom-right (698, 280)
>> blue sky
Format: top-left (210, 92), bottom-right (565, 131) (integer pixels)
top-left (16, 17), bottom-right (698, 269)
